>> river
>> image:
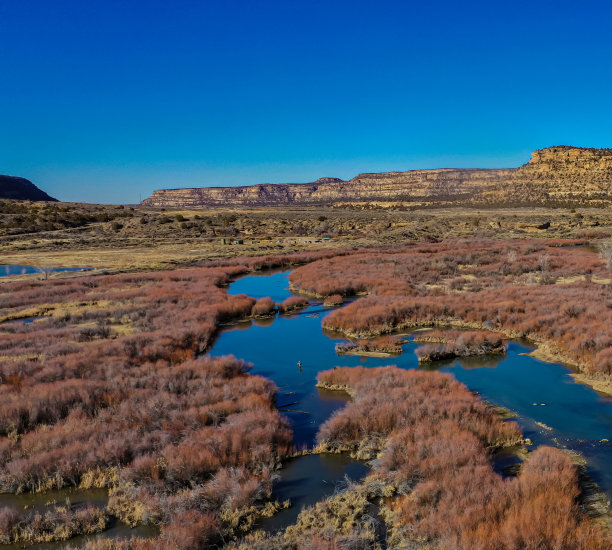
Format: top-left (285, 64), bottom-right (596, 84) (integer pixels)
top-left (211, 269), bottom-right (612, 531)
top-left (2, 268), bottom-right (610, 545)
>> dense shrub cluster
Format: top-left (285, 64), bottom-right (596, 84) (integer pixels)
top-left (335, 335), bottom-right (403, 356)
top-left (251, 297), bottom-right (276, 317)
top-left (279, 296), bottom-right (309, 313)
top-left (290, 240), bottom-right (612, 376)
top-left (414, 329), bottom-right (506, 362)
top-left (313, 367), bottom-right (610, 549)
top-left (290, 239), bottom-right (604, 297)
top-left (0, 251), bottom-right (340, 546)
top-left (316, 367), bottom-right (522, 454)
top-left (322, 294), bottom-right (343, 307)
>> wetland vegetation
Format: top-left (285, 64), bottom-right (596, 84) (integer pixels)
top-left (290, 239), bottom-right (612, 392)
top-left (0, 236), bottom-right (611, 548)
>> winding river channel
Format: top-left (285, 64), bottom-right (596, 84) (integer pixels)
top-left (213, 269), bottom-right (612, 531)
top-left (2, 268), bottom-right (611, 547)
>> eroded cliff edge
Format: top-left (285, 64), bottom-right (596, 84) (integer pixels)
top-left (141, 146), bottom-right (612, 208)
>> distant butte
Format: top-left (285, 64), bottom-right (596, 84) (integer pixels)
top-left (141, 146), bottom-right (612, 208)
top-left (0, 175), bottom-right (57, 202)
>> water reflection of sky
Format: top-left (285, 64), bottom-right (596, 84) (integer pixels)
top-left (213, 271), bottom-right (612, 503)
top-left (0, 265), bottom-right (91, 277)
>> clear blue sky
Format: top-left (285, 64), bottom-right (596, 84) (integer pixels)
top-left (1, 0), bottom-right (611, 204)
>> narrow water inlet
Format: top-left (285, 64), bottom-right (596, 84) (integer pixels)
top-left (0, 487), bottom-right (157, 549)
top-left (258, 454), bottom-right (369, 533)
top-left (0, 265), bottom-right (92, 278)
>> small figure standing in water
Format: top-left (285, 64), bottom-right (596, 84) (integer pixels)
top-left (297, 360), bottom-right (302, 372)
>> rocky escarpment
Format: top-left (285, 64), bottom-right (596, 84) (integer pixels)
top-left (142, 146), bottom-right (612, 208)
top-left (489, 146), bottom-right (612, 206)
top-left (0, 175), bottom-right (57, 201)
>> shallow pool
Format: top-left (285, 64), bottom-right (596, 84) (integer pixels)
top-left (0, 265), bottom-right (91, 277)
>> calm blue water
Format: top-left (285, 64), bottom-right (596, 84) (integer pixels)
top-left (211, 270), bottom-right (612, 528)
top-left (228, 270), bottom-right (294, 302)
top-left (0, 265), bottom-right (91, 277)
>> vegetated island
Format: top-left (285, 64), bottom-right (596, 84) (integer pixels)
top-left (413, 329), bottom-right (507, 362)
top-left (335, 335), bottom-right (404, 357)
top-left (289, 239), bottom-right (612, 396)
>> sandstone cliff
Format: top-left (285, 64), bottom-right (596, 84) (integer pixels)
top-left (0, 175), bottom-right (57, 202)
top-left (141, 146), bottom-right (612, 208)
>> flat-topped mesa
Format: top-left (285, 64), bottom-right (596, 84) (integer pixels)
top-left (142, 168), bottom-right (516, 207)
top-left (141, 146), bottom-right (612, 208)
top-left (521, 146), bottom-right (612, 175)
top-left (499, 146), bottom-right (612, 205)
top-left (529, 145), bottom-right (612, 164)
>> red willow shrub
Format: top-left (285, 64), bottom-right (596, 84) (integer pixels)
top-left (0, 355), bottom-right (292, 544)
top-left (279, 296), bottom-right (309, 313)
top-left (290, 239), bottom-right (611, 378)
top-left (322, 294), bottom-right (343, 307)
top-left (316, 367), bottom-right (522, 451)
top-left (335, 335), bottom-right (403, 356)
top-left (0, 252), bottom-right (344, 546)
top-left (251, 297), bottom-right (276, 317)
top-left (290, 238), bottom-right (606, 298)
top-left (316, 367), bottom-right (610, 549)
top-left (414, 330), bottom-right (506, 362)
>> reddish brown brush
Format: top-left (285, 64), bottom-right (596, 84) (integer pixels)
top-left (290, 239), bottom-right (611, 375)
top-left (322, 294), bottom-right (344, 307)
top-left (0, 252), bottom-right (344, 546)
top-left (414, 330), bottom-right (506, 361)
top-left (316, 366), bottom-right (610, 549)
top-left (279, 296), bottom-right (309, 313)
top-left (251, 296), bottom-right (276, 316)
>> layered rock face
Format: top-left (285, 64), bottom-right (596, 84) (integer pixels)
top-left (142, 146), bottom-right (612, 208)
top-left (0, 175), bottom-right (57, 201)
top-left (497, 146), bottom-right (612, 205)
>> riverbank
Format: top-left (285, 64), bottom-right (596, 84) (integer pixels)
top-left (324, 320), bottom-right (612, 397)
top-left (232, 366), bottom-right (611, 548)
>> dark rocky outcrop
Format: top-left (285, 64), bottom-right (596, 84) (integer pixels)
top-left (0, 175), bottom-right (57, 201)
